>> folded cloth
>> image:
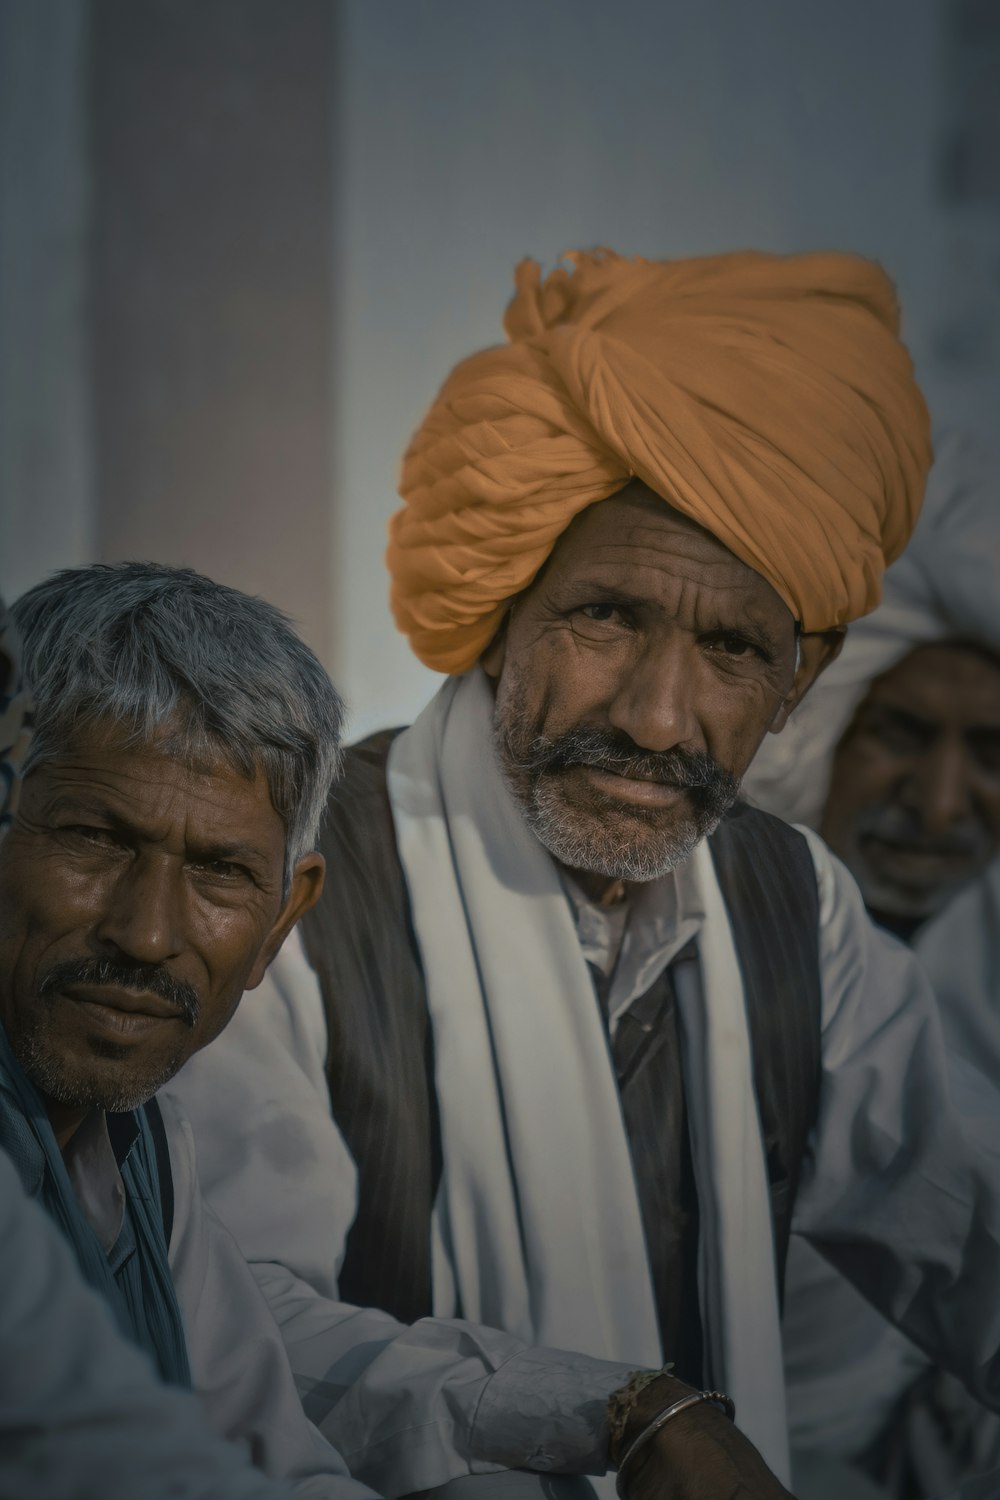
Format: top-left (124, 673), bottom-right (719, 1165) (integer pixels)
top-left (743, 428), bottom-right (1000, 830)
top-left (389, 248), bottom-right (932, 672)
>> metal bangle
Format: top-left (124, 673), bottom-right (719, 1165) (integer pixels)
top-left (614, 1389), bottom-right (736, 1499)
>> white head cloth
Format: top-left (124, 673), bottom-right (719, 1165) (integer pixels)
top-left (744, 429), bottom-right (1000, 830)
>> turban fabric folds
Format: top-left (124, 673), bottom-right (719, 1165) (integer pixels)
top-left (388, 249), bottom-right (932, 674)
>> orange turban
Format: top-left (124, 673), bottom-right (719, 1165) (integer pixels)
top-left (388, 248), bottom-right (932, 674)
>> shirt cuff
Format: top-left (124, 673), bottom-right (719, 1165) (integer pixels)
top-left (471, 1347), bottom-right (641, 1475)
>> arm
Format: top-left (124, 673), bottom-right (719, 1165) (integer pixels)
top-left (794, 828), bottom-right (1000, 1408)
top-left (165, 935), bottom-right (641, 1493)
top-left (0, 1147), bottom-right (294, 1500)
top-left (163, 929), bottom-right (359, 1297)
top-left (160, 1094), bottom-right (378, 1500)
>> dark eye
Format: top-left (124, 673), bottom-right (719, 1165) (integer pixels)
top-left (578, 603), bottom-right (621, 623)
top-left (64, 825), bottom-right (121, 849)
top-left (708, 633), bottom-right (760, 660)
top-left (875, 724), bottom-right (926, 755)
top-left (191, 859), bottom-right (251, 882)
top-left (967, 732), bottom-right (1000, 776)
top-left (857, 709), bottom-right (931, 757)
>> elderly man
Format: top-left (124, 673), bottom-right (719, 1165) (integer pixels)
top-left (0, 572), bottom-right (380, 1498)
top-left (5, 562), bottom-right (799, 1500)
top-left (166, 249), bottom-right (998, 1493)
top-left (0, 594), bottom-right (305, 1499)
top-left (744, 429), bottom-right (1000, 1498)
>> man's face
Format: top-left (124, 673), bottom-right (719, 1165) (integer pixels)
top-left (0, 725), bottom-right (322, 1120)
top-left (821, 642), bottom-right (1000, 924)
top-left (485, 482), bottom-right (837, 882)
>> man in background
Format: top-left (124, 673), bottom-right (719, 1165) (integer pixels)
top-left (745, 429), bottom-right (1000, 1499)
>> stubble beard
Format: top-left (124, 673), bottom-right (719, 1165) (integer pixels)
top-left (16, 957), bottom-right (200, 1115)
top-left (493, 703), bottom-right (742, 883)
top-left (18, 1016), bottom-right (190, 1114)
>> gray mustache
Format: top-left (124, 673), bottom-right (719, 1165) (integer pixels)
top-left (39, 957), bottom-right (200, 1027)
top-left (511, 726), bottom-right (740, 814)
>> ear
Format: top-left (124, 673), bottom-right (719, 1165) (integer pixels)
top-left (244, 852), bottom-right (325, 989)
top-left (480, 616), bottom-right (510, 681)
top-left (768, 628), bottom-right (846, 735)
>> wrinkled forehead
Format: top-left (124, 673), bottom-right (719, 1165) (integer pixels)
top-left (543, 480), bottom-right (794, 617)
top-left (47, 712), bottom-right (255, 784)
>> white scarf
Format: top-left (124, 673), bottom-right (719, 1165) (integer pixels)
top-left (387, 669), bottom-right (790, 1483)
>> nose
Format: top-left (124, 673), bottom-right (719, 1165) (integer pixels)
top-left (94, 852), bottom-right (186, 965)
top-left (605, 634), bottom-right (701, 753)
top-left (904, 736), bottom-right (974, 836)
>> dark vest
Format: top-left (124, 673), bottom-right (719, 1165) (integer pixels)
top-left (301, 730), bottom-right (822, 1346)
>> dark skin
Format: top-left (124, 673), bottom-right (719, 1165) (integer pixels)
top-left (621, 1373), bottom-right (795, 1500)
top-left (484, 479), bottom-right (843, 899)
top-left (0, 724), bottom-right (323, 1150)
top-left (822, 641), bottom-right (1000, 929)
top-left (483, 482), bottom-right (842, 1498)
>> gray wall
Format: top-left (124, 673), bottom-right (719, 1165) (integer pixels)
top-left (2, 1), bottom-right (997, 734)
top-left (0, 0), bottom-right (94, 603)
top-left (1, 0), bottom-right (337, 668)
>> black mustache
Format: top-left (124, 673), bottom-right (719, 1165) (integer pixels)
top-left (39, 958), bottom-right (200, 1028)
top-left (859, 807), bottom-right (987, 860)
top-left (510, 726), bottom-right (740, 813)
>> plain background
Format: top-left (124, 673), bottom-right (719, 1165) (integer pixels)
top-left (1, 0), bottom-right (997, 736)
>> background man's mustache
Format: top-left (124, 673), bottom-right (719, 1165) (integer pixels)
top-left (507, 725), bottom-right (740, 815)
top-left (39, 957), bottom-right (200, 1027)
top-left (859, 805), bottom-right (987, 860)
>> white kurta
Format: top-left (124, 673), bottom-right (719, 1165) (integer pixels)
top-left (0, 1111), bottom-right (376, 1500)
top-left (0, 1144), bottom-right (303, 1500)
top-left (161, 1096), bottom-right (378, 1497)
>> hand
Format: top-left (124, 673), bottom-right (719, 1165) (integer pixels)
top-left (614, 1376), bottom-right (795, 1500)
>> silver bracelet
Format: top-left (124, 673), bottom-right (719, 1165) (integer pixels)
top-left (614, 1388), bottom-right (736, 1498)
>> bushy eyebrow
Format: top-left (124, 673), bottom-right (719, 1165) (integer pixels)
top-left (45, 791), bottom-right (131, 826)
top-left (865, 702), bottom-right (1000, 740)
top-left (551, 579), bottom-right (786, 657)
top-left (44, 792), bottom-right (270, 870)
top-left (862, 703), bottom-right (935, 734)
top-left (185, 839), bottom-right (267, 867)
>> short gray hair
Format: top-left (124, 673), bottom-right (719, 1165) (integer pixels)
top-left (12, 562), bottom-right (344, 884)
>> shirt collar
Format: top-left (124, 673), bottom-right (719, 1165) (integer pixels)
top-left (562, 854), bottom-right (706, 1029)
top-left (63, 1109), bottom-right (136, 1253)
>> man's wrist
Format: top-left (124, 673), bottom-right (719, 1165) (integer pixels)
top-left (608, 1370), bottom-right (692, 1466)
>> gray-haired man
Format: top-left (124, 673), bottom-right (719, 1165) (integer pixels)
top-left (1, 566), bottom-right (375, 1498)
top-left (2, 563), bottom-right (786, 1500)
top-left (1, 595), bottom-right (298, 1500)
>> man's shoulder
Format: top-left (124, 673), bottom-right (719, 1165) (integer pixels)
top-left (341, 727), bottom-right (407, 781)
top-left (709, 802), bottom-right (821, 931)
top-left (713, 799), bottom-right (815, 860)
top-left (316, 728), bottom-right (406, 851)
top-left (334, 727), bottom-right (411, 805)
top-left (308, 730), bottom-right (413, 942)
